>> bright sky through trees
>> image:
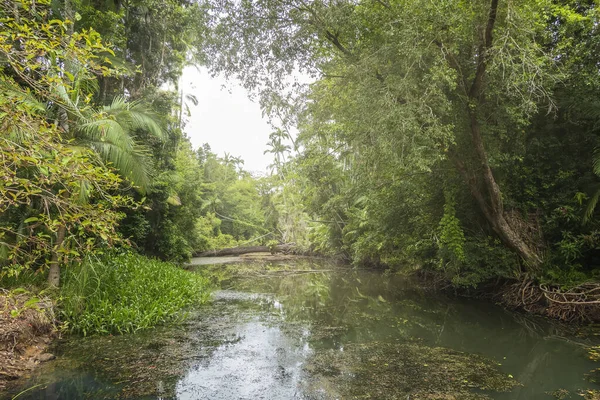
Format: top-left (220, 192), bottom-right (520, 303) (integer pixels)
top-left (180, 66), bottom-right (273, 175)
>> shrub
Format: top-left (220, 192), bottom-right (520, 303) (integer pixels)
top-left (59, 252), bottom-right (211, 335)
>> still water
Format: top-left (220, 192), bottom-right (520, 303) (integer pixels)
top-left (2, 257), bottom-right (599, 399)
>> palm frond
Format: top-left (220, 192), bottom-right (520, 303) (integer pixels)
top-left (593, 149), bottom-right (600, 177)
top-left (63, 60), bottom-right (99, 100)
top-left (127, 108), bottom-right (165, 140)
top-left (584, 187), bottom-right (600, 224)
top-left (0, 79), bottom-right (45, 113)
top-left (77, 118), bottom-right (137, 153)
top-left (53, 83), bottom-right (85, 121)
top-left (77, 179), bottom-right (92, 205)
top-left (104, 96), bottom-right (166, 140)
top-left (84, 141), bottom-right (152, 193)
top-left (106, 95), bottom-right (129, 111)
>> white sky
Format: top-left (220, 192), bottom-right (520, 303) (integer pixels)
top-left (180, 66), bottom-right (274, 175)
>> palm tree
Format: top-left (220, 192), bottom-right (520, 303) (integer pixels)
top-left (585, 157), bottom-right (600, 224)
top-left (75, 96), bottom-right (165, 193)
top-left (46, 68), bottom-right (165, 286)
top-left (264, 130), bottom-right (291, 176)
top-left (53, 71), bottom-right (165, 193)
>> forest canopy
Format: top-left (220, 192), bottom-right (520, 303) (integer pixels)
top-left (201, 0), bottom-right (600, 289)
top-left (2, 0), bottom-right (600, 303)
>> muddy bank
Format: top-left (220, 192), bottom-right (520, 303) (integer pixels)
top-left (0, 290), bottom-right (56, 391)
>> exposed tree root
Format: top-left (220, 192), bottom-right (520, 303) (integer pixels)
top-left (414, 270), bottom-right (600, 323)
top-left (499, 280), bottom-right (600, 323)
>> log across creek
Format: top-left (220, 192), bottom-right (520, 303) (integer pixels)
top-left (193, 244), bottom-right (297, 257)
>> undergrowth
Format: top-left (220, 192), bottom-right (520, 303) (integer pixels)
top-left (59, 252), bottom-right (211, 336)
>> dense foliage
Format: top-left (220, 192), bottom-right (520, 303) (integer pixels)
top-left (60, 252), bottom-right (210, 335)
top-left (0, 0), bottom-right (272, 335)
top-left (4, 0), bottom-right (600, 325)
top-left (0, 0), bottom-right (276, 287)
top-left (201, 0), bottom-right (600, 293)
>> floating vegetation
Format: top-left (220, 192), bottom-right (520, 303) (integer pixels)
top-left (547, 388), bottom-right (572, 399)
top-left (581, 389), bottom-right (600, 399)
top-left (303, 341), bottom-right (519, 399)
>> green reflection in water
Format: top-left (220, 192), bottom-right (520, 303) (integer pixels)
top-left (2, 258), bottom-right (600, 399)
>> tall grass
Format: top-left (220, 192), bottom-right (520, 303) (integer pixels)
top-left (60, 252), bottom-right (211, 335)
top-left (0, 268), bottom-right (47, 290)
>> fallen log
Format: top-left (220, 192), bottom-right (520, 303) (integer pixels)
top-left (193, 244), bottom-right (297, 257)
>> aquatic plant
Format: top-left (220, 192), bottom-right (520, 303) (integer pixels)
top-left (304, 341), bottom-right (519, 399)
top-left (59, 252), bottom-right (211, 335)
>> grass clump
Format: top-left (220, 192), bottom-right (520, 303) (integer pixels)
top-left (59, 252), bottom-right (211, 336)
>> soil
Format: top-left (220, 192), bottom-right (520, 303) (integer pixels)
top-left (0, 289), bottom-right (56, 391)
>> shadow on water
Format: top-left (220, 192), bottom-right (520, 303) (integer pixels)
top-left (2, 257), bottom-right (600, 399)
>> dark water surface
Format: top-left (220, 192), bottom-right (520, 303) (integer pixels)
top-left (2, 257), bottom-right (599, 399)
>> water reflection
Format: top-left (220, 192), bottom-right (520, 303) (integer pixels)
top-left (2, 258), bottom-right (599, 399)
top-left (176, 320), bottom-right (307, 400)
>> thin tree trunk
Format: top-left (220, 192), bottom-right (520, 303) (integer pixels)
top-left (452, 137), bottom-right (541, 268)
top-left (447, 0), bottom-right (542, 269)
top-left (63, 0), bottom-right (74, 35)
top-left (48, 225), bottom-right (66, 287)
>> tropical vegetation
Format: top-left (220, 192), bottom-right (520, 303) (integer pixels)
top-left (3, 0), bottom-right (600, 334)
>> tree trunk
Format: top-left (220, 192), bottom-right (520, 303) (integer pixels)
top-left (48, 225), bottom-right (66, 287)
top-left (194, 244), bottom-right (297, 257)
top-left (452, 116), bottom-right (542, 269)
top-left (448, 0), bottom-right (542, 269)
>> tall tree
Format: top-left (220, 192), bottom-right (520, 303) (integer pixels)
top-left (203, 0), bottom-right (558, 269)
top-left (0, 0), bottom-right (135, 286)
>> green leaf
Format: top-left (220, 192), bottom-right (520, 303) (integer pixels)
top-left (23, 297), bottom-right (40, 308)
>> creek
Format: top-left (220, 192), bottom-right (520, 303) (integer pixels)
top-left (2, 257), bottom-right (599, 399)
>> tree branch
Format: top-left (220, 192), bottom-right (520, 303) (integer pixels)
top-left (469, 0), bottom-right (499, 99)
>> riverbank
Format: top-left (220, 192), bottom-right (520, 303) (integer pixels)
top-left (0, 290), bottom-right (56, 391)
top-left (0, 252), bottom-right (212, 392)
top-left (416, 270), bottom-right (600, 324)
top-left (497, 280), bottom-right (600, 323)
top-left (3, 256), bottom-right (598, 399)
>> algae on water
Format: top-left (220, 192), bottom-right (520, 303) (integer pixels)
top-left (303, 341), bottom-right (519, 399)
